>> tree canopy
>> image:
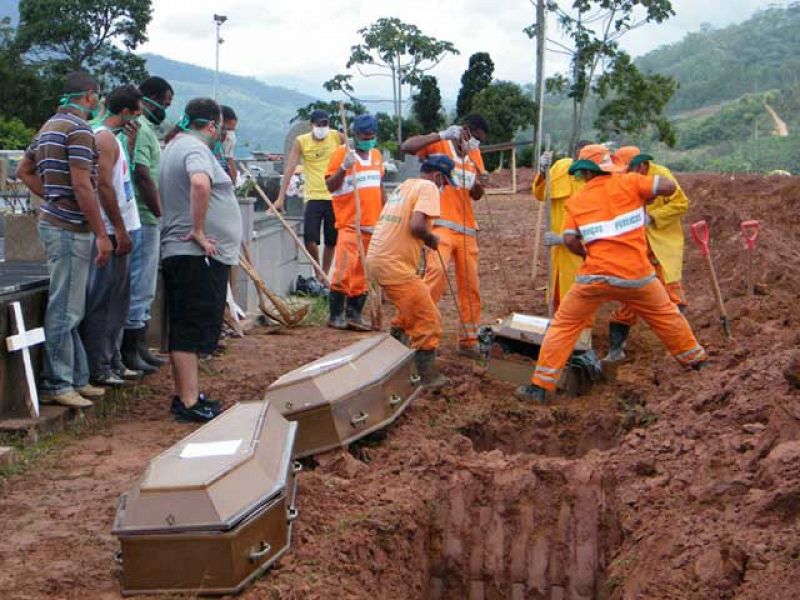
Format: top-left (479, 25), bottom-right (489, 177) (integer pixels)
top-left (456, 52), bottom-right (494, 118)
top-left (412, 75), bottom-right (444, 132)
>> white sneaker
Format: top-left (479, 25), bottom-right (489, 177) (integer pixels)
top-left (40, 390), bottom-right (93, 408)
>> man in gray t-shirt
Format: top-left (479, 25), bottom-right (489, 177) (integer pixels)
top-left (159, 98), bottom-right (242, 423)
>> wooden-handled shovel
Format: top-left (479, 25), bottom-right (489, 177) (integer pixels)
top-left (691, 220), bottom-right (733, 340)
top-left (740, 220), bottom-right (761, 296)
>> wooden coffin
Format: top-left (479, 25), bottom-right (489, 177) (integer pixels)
top-left (264, 334), bottom-right (421, 458)
top-left (487, 313), bottom-right (593, 395)
top-left (112, 400), bottom-right (300, 596)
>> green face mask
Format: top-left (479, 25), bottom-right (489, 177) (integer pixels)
top-left (355, 138), bottom-right (377, 151)
top-left (143, 96), bottom-right (167, 125)
top-left (59, 91), bottom-right (100, 119)
top-left (178, 114), bottom-right (221, 147)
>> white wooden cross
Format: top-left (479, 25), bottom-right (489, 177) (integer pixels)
top-left (5, 301), bottom-right (45, 418)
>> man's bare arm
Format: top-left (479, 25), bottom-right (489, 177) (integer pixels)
top-left (16, 156), bottom-right (44, 197)
top-left (563, 233), bottom-right (586, 258)
top-left (275, 140), bottom-right (301, 210)
top-left (132, 163), bottom-right (162, 217)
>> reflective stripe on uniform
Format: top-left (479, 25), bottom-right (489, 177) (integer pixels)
top-left (433, 219), bottom-right (477, 236)
top-left (575, 273), bottom-right (657, 288)
top-left (578, 207), bottom-right (646, 243)
top-left (534, 365), bottom-right (560, 374)
top-left (534, 373), bottom-right (559, 384)
top-left (675, 345), bottom-right (706, 364)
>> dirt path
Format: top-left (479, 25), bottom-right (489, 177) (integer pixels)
top-left (1, 174), bottom-right (800, 599)
top-left (764, 102), bottom-right (789, 136)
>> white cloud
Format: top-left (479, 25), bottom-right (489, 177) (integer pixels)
top-left (139, 0), bottom-right (778, 100)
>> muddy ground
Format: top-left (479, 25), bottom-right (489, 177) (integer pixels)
top-left (0, 173), bottom-right (799, 600)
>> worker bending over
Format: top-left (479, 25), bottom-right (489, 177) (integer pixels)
top-left (366, 156), bottom-right (455, 389)
top-left (325, 114), bottom-right (385, 330)
top-left (532, 140), bottom-right (592, 311)
top-left (401, 114), bottom-right (489, 357)
top-left (517, 145), bottom-right (707, 403)
top-left (604, 146), bottom-right (690, 361)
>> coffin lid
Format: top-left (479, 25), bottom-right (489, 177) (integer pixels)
top-left (493, 312), bottom-right (592, 351)
top-left (113, 400), bottom-right (297, 535)
top-left (265, 334), bottom-right (414, 412)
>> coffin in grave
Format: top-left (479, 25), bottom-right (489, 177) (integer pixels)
top-left (264, 334), bottom-right (422, 459)
top-left (484, 313), bottom-right (597, 395)
top-left (112, 400), bottom-right (300, 596)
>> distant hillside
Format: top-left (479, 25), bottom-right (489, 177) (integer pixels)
top-left (637, 4), bottom-right (800, 114)
top-left (144, 54), bottom-right (316, 153)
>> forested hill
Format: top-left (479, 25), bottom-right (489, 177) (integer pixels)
top-left (636, 3), bottom-right (800, 114)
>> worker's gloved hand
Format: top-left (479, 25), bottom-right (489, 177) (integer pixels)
top-left (539, 151), bottom-right (553, 170)
top-left (424, 233), bottom-right (439, 250)
top-left (342, 151), bottom-right (356, 170)
top-left (544, 231), bottom-right (564, 247)
top-left (438, 125), bottom-right (463, 141)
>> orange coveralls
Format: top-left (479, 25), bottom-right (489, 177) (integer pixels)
top-left (366, 179), bottom-right (442, 351)
top-left (417, 140), bottom-right (485, 348)
top-left (325, 146), bottom-right (384, 297)
top-left (531, 172), bottom-right (706, 391)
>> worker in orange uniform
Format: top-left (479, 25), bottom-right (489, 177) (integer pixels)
top-left (604, 146), bottom-right (690, 361)
top-left (532, 141), bottom-right (592, 311)
top-left (366, 156), bottom-right (456, 389)
top-left (400, 114), bottom-right (489, 358)
top-left (516, 144), bottom-right (707, 403)
top-left (325, 114), bottom-right (385, 330)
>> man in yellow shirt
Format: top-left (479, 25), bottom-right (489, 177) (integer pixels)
top-left (367, 156), bottom-right (454, 389)
top-left (276, 109), bottom-right (345, 281)
top-left (605, 147), bottom-right (690, 361)
top-left (531, 141), bottom-right (592, 311)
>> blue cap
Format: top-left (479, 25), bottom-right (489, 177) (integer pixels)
top-left (353, 114), bottom-right (377, 134)
top-left (420, 155), bottom-right (456, 186)
top-left (309, 109), bottom-right (329, 124)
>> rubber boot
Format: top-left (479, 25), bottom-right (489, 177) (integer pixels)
top-left (138, 322), bottom-right (167, 367)
top-left (390, 326), bottom-right (410, 346)
top-left (327, 291), bottom-right (348, 330)
top-left (414, 349), bottom-right (449, 390)
top-left (346, 294), bottom-right (372, 331)
top-left (121, 328), bottom-right (158, 375)
top-left (603, 322), bottom-right (630, 363)
top-left (515, 384), bottom-right (547, 404)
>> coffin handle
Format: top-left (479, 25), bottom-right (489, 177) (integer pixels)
top-left (410, 374), bottom-right (421, 386)
top-left (249, 541), bottom-right (272, 562)
top-left (389, 393), bottom-right (403, 407)
top-left (292, 461), bottom-right (303, 474)
top-left (287, 507), bottom-right (300, 523)
top-left (351, 411), bottom-right (369, 427)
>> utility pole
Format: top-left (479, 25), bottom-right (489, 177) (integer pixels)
top-left (213, 14), bottom-right (228, 101)
top-left (533, 0), bottom-right (547, 172)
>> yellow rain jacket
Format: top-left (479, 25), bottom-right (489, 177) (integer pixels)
top-left (533, 158), bottom-right (585, 305)
top-left (645, 163), bottom-right (688, 284)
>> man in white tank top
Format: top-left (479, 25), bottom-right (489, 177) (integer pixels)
top-left (80, 85), bottom-right (143, 387)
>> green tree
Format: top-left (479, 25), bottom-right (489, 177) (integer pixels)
top-left (471, 81), bottom-right (537, 145)
top-left (16, 0), bottom-right (152, 86)
top-left (412, 75), bottom-right (443, 132)
top-left (594, 52), bottom-right (678, 145)
top-left (324, 17), bottom-right (458, 145)
top-left (527, 0), bottom-right (676, 152)
top-left (456, 52), bottom-right (494, 118)
top-left (0, 117), bottom-right (36, 149)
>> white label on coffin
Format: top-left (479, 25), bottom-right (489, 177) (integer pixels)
top-left (510, 313), bottom-right (550, 334)
top-left (180, 439), bottom-right (242, 459)
top-left (300, 354), bottom-right (354, 374)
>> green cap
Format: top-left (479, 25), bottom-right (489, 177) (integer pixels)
top-left (629, 153), bottom-right (654, 168)
top-left (568, 159), bottom-right (606, 175)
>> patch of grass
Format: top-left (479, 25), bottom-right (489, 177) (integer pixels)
top-left (297, 294), bottom-right (329, 327)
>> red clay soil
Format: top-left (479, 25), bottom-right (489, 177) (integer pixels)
top-left (0, 173), bottom-right (799, 600)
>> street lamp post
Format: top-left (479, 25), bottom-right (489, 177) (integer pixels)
top-left (213, 13), bottom-right (228, 100)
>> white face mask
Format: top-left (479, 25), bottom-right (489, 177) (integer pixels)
top-left (468, 137), bottom-right (481, 151)
top-left (312, 126), bottom-right (330, 140)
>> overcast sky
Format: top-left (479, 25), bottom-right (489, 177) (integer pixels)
top-left (139, 0), bottom-right (777, 101)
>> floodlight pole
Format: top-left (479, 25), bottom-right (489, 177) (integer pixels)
top-left (213, 14), bottom-right (228, 100)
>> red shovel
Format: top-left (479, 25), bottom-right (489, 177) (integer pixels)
top-left (740, 220), bottom-right (761, 296)
top-left (691, 220), bottom-right (733, 340)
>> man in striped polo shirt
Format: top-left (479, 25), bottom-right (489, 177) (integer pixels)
top-left (17, 71), bottom-right (113, 408)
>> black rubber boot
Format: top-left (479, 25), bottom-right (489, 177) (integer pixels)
top-left (346, 294), bottom-right (372, 331)
top-left (138, 322), bottom-right (166, 367)
top-left (414, 349), bottom-right (448, 390)
top-left (515, 384), bottom-right (547, 404)
top-left (327, 291), bottom-right (348, 330)
top-left (390, 326), bottom-right (410, 346)
top-left (121, 328), bottom-right (158, 375)
top-left (604, 322), bottom-right (631, 363)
